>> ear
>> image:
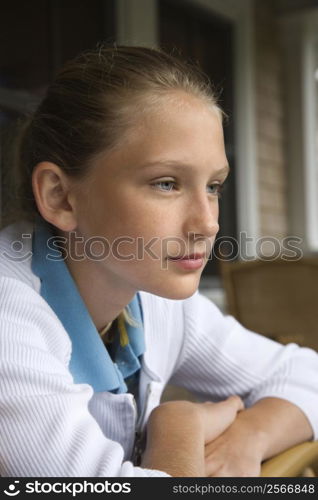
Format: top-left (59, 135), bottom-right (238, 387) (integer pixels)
top-left (32, 162), bottom-right (78, 232)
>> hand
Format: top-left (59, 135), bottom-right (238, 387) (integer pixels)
top-left (199, 395), bottom-right (244, 444)
top-left (152, 395), bottom-right (244, 444)
top-left (142, 396), bottom-right (244, 476)
top-left (204, 414), bottom-right (267, 477)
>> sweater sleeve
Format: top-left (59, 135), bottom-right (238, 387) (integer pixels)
top-left (169, 290), bottom-right (318, 440)
top-left (0, 277), bottom-right (168, 477)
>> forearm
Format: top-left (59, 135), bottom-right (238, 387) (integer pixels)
top-left (237, 397), bottom-right (314, 460)
top-left (141, 401), bottom-right (205, 476)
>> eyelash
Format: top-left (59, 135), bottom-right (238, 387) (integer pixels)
top-left (152, 180), bottom-right (225, 198)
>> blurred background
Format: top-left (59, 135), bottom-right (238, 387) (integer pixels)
top-left (0, 0), bottom-right (318, 311)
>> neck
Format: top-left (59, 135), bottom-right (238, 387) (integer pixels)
top-left (64, 241), bottom-right (136, 331)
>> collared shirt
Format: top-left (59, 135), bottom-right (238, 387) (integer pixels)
top-left (31, 221), bottom-right (145, 394)
top-left (2, 220), bottom-right (318, 477)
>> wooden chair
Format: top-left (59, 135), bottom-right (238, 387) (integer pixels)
top-left (220, 257), bottom-right (318, 351)
top-left (219, 257), bottom-right (318, 476)
top-left (261, 442), bottom-right (318, 477)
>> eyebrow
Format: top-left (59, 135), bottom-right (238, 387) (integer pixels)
top-left (139, 160), bottom-right (230, 176)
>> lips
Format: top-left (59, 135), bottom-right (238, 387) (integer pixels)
top-left (168, 253), bottom-right (205, 260)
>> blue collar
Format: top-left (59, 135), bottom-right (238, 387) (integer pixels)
top-left (31, 221), bottom-right (145, 394)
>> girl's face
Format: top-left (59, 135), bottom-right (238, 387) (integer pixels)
top-left (72, 93), bottom-right (229, 300)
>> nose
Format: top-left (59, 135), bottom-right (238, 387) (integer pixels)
top-left (183, 193), bottom-right (220, 240)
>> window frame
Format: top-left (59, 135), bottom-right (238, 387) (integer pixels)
top-left (280, 8), bottom-right (318, 251)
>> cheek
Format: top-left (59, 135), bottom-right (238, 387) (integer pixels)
top-left (83, 182), bottom-right (180, 242)
top-left (105, 209), bottom-right (180, 262)
top-left (115, 198), bottom-right (176, 236)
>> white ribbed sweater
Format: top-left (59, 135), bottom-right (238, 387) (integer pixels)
top-left (1, 221), bottom-right (318, 477)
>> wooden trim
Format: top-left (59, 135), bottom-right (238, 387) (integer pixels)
top-left (261, 441), bottom-right (318, 477)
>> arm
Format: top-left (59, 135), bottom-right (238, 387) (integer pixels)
top-left (142, 401), bottom-right (206, 476)
top-left (236, 397), bottom-right (313, 460)
top-left (0, 277), bottom-right (167, 477)
top-left (170, 292), bottom-right (318, 438)
top-left (204, 397), bottom-right (313, 477)
top-left (168, 292), bottom-right (318, 476)
top-left (142, 396), bottom-right (244, 477)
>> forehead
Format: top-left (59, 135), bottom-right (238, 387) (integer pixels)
top-left (97, 95), bottom-right (226, 176)
top-left (134, 97), bottom-right (223, 147)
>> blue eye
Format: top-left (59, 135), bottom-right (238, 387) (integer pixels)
top-left (153, 180), bottom-right (176, 192)
top-left (207, 184), bottom-right (224, 198)
top-left (152, 180), bottom-right (224, 196)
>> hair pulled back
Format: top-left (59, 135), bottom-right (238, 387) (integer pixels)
top-left (12, 45), bottom-right (220, 223)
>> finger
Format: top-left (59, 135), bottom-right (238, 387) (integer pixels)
top-left (226, 395), bottom-right (244, 412)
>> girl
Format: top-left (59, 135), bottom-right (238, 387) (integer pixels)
top-left (0, 46), bottom-right (317, 477)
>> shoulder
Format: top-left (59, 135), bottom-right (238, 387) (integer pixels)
top-left (0, 220), bottom-right (39, 290)
top-left (0, 275), bottom-right (71, 365)
top-left (0, 222), bottom-right (70, 362)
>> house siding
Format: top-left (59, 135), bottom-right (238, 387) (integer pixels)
top-left (254, 0), bottom-right (288, 241)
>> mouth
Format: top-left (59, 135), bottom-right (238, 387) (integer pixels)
top-left (167, 253), bottom-right (206, 271)
top-left (167, 253), bottom-right (206, 261)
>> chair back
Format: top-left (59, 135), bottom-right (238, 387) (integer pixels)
top-left (220, 258), bottom-right (318, 350)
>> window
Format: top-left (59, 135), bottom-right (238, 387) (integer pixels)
top-left (281, 8), bottom-right (318, 251)
top-left (303, 13), bottom-right (318, 250)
